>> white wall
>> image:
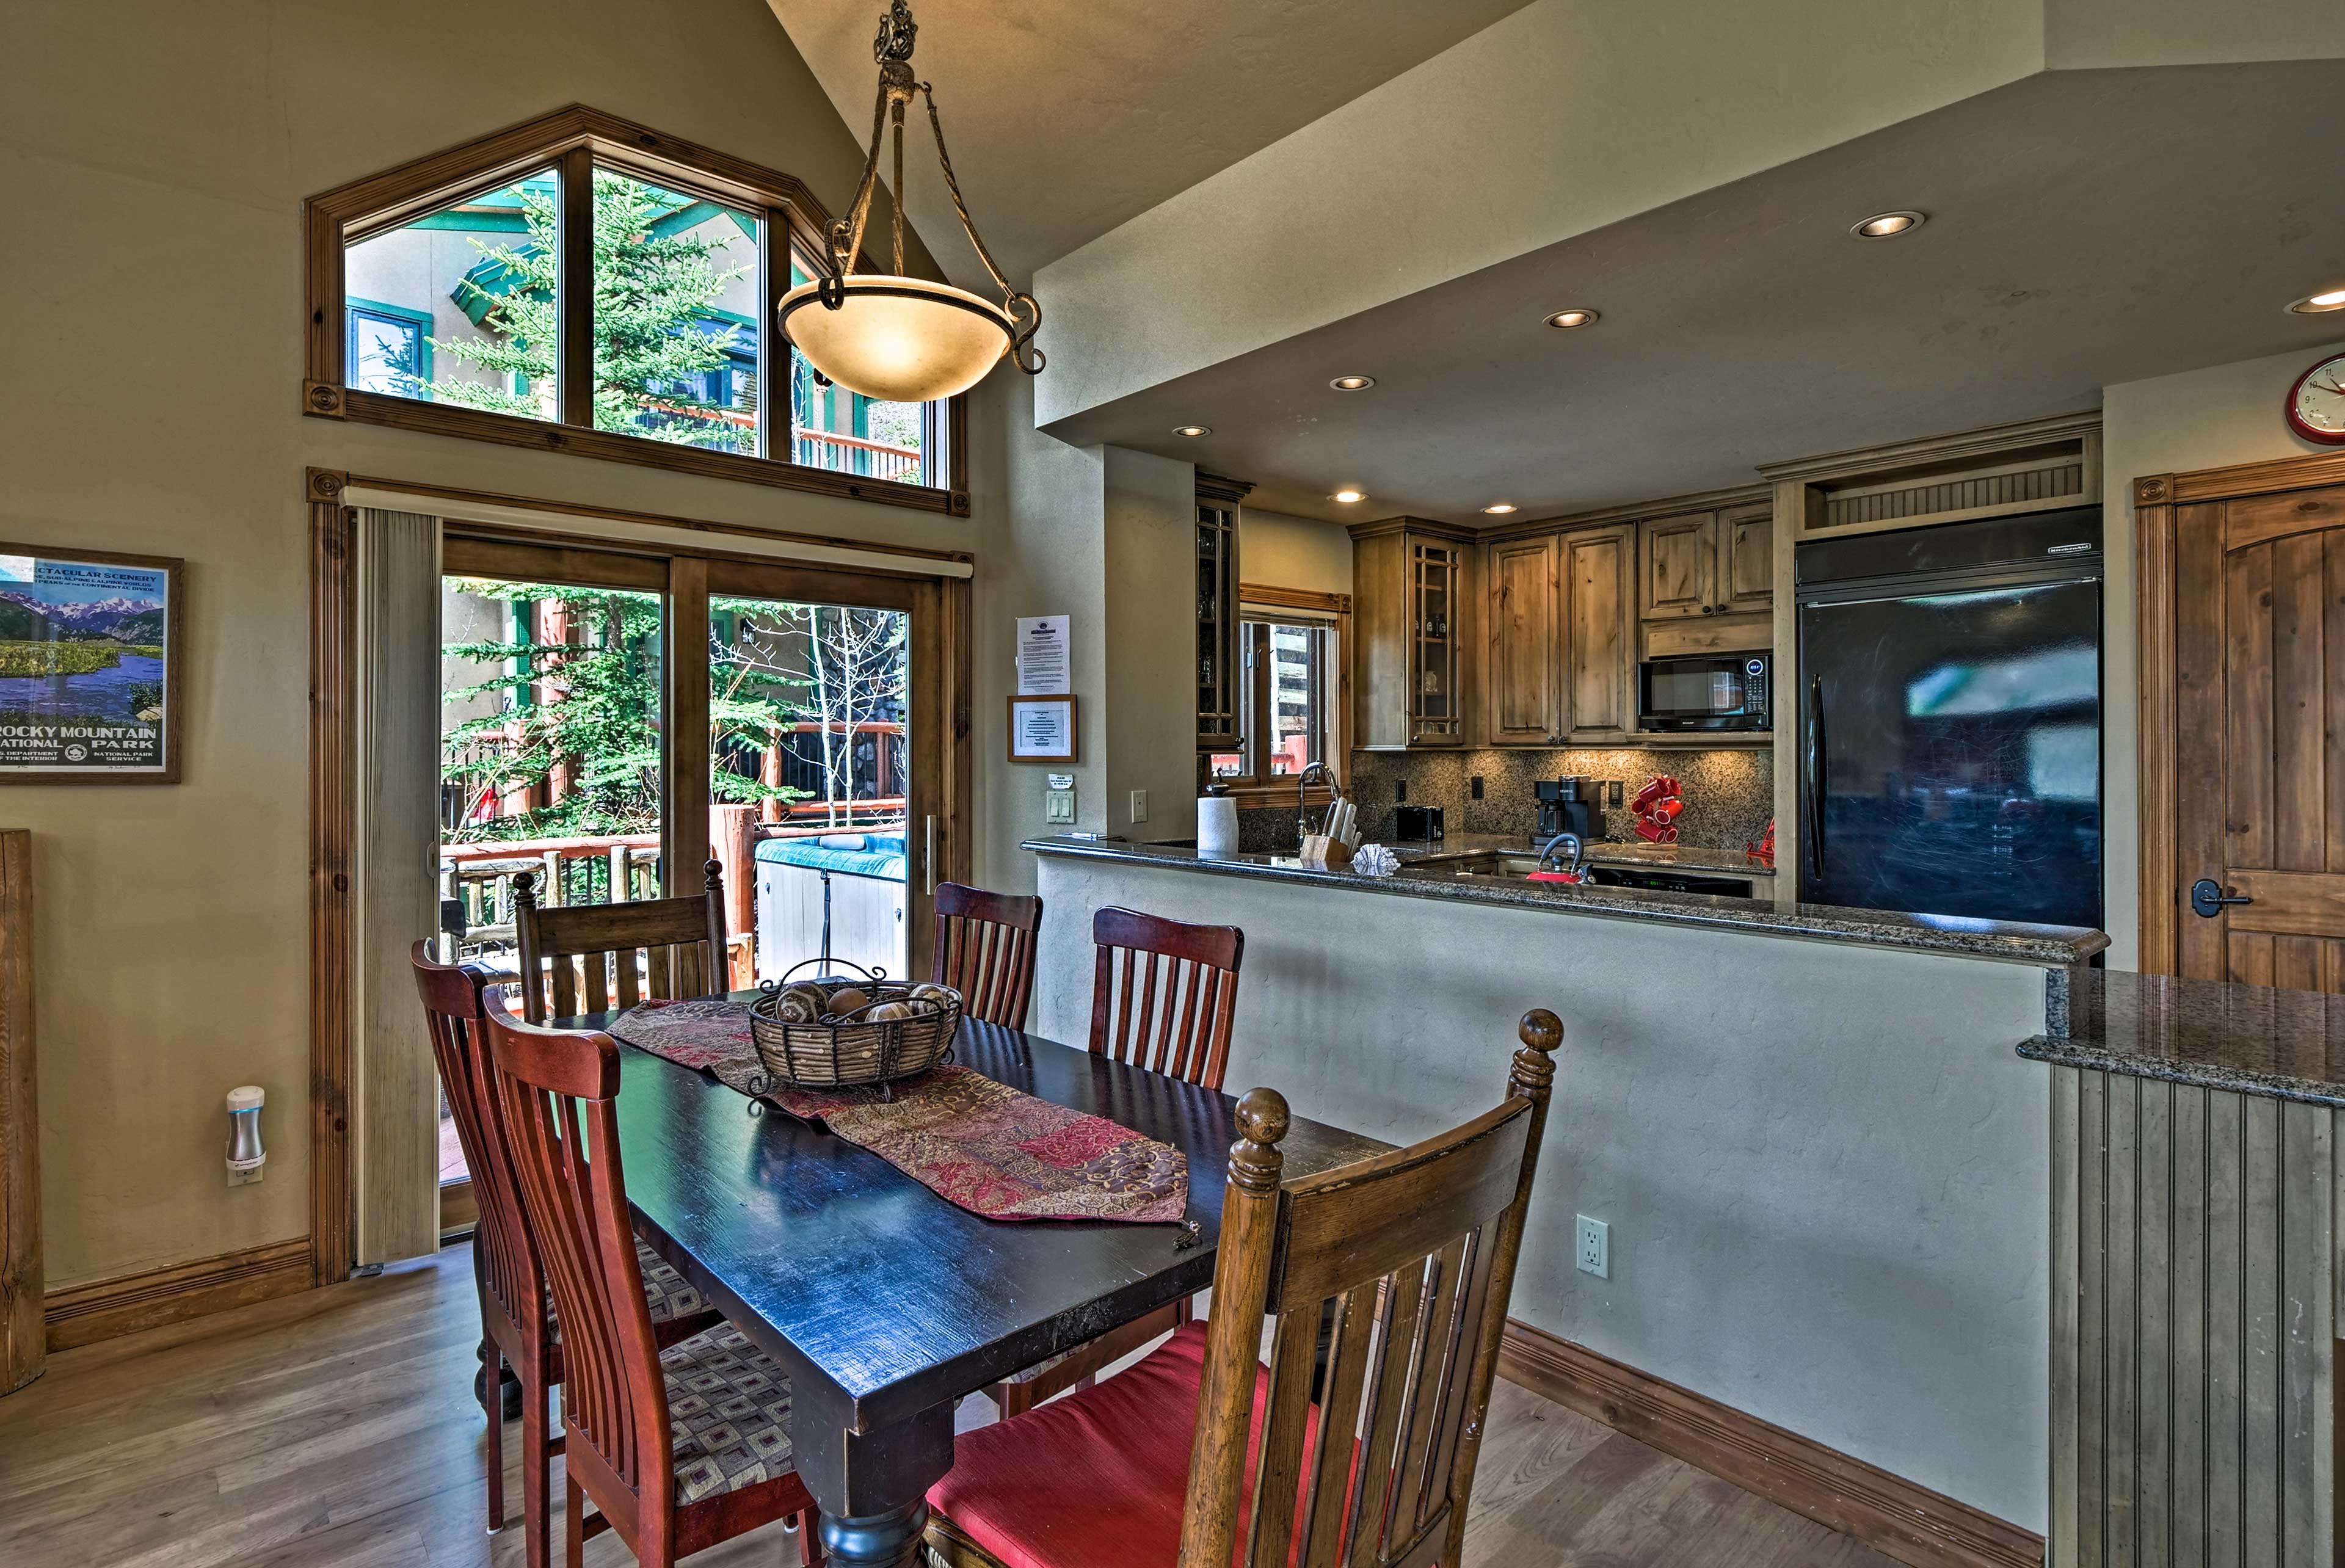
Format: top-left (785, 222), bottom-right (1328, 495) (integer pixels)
top-left (0, 0), bottom-right (986, 1290)
top-left (1034, 852), bottom-right (2052, 1530)
top-left (1239, 507), bottom-right (1351, 598)
top-left (2096, 337), bottom-right (2345, 967)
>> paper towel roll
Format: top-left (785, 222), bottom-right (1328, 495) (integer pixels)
top-left (1197, 794), bottom-right (1240, 858)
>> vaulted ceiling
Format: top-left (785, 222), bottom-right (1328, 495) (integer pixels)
top-left (765, 0), bottom-right (1538, 284)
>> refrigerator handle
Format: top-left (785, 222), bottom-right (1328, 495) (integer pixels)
top-left (1804, 677), bottom-right (1827, 882)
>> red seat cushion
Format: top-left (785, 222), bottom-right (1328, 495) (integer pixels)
top-left (929, 1320), bottom-right (1320, 1568)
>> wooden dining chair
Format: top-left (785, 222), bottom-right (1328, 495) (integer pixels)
top-left (929, 1009), bottom-right (1563, 1568)
top-left (932, 882), bottom-right (1044, 1028)
top-left (1088, 905), bottom-right (1245, 1084)
top-left (410, 943), bottom-right (735, 1568)
top-left (481, 989), bottom-right (824, 1568)
top-left (512, 858), bottom-right (728, 1023)
top-left (984, 904), bottom-right (1245, 1417)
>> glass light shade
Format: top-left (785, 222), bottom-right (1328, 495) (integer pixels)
top-left (778, 275), bottom-right (1013, 402)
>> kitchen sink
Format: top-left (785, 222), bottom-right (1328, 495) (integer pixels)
top-left (1437, 854), bottom-right (1756, 899)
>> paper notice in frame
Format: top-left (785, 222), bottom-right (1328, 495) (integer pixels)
top-left (1015, 614), bottom-right (1071, 696)
top-left (1008, 695), bottom-right (1077, 762)
top-left (0, 543), bottom-right (181, 782)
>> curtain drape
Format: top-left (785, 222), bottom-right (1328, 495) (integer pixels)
top-left (353, 509), bottom-right (443, 1265)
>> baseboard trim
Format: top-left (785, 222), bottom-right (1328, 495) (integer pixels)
top-left (43, 1238), bottom-right (314, 1352)
top-left (1497, 1319), bottom-right (2042, 1568)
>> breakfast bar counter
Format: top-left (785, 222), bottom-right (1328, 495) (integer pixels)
top-left (1024, 833), bottom-right (2092, 1544)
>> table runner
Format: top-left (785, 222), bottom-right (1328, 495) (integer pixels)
top-left (606, 1000), bottom-right (1189, 1224)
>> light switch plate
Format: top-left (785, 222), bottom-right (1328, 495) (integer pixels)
top-left (1129, 789), bottom-right (1149, 824)
top-left (1045, 787), bottom-right (1077, 826)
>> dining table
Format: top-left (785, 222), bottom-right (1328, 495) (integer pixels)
top-left (562, 992), bottom-right (1392, 1568)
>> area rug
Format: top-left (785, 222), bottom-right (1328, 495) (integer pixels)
top-left (608, 1000), bottom-right (1189, 1224)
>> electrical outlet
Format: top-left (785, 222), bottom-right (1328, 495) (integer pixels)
top-left (1395, 779), bottom-right (1408, 802)
top-left (1129, 789), bottom-right (1149, 824)
top-left (1471, 775), bottom-right (1485, 800)
top-left (1608, 779), bottom-right (1624, 807)
top-left (1576, 1214), bottom-right (1609, 1279)
top-left (228, 1164), bottom-right (263, 1187)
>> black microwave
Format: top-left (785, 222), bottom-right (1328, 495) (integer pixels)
top-left (1637, 653), bottom-right (1770, 732)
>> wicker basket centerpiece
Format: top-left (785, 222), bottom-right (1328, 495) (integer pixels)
top-left (746, 959), bottom-right (962, 1093)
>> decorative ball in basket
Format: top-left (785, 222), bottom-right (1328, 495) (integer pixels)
top-left (747, 959), bottom-right (962, 1095)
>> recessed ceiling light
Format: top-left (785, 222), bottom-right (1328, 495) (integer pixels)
top-left (1851, 210), bottom-right (1925, 239)
top-left (1482, 503), bottom-right (1518, 514)
top-left (1541, 308), bottom-right (1599, 330)
top-left (2288, 288), bottom-right (2345, 315)
top-left (1329, 375), bottom-right (1376, 391)
top-left (1329, 489), bottom-right (1367, 504)
top-left (1171, 424), bottom-right (1211, 437)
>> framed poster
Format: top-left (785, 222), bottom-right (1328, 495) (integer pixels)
top-left (0, 543), bottom-right (182, 783)
top-left (1008, 694), bottom-right (1077, 762)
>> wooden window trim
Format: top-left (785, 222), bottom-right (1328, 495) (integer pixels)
top-left (304, 104), bottom-right (970, 517)
top-left (1210, 585), bottom-right (1353, 805)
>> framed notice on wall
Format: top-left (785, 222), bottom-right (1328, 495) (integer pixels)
top-left (0, 543), bottom-right (182, 783)
top-left (1008, 694), bottom-right (1077, 762)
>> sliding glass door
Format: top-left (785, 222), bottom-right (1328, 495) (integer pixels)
top-left (438, 532), bottom-right (950, 1011)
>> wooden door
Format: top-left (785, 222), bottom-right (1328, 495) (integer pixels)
top-left (1639, 511), bottom-right (1717, 620)
top-left (2173, 485), bottom-right (2345, 990)
top-left (1719, 504), bottom-right (1774, 612)
top-left (1486, 536), bottom-right (1560, 744)
top-left (1563, 525), bottom-right (1635, 738)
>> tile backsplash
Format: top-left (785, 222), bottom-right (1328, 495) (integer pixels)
top-left (1340, 746), bottom-right (1775, 852)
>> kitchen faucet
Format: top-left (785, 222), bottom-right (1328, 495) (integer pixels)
top-left (1536, 832), bottom-right (1587, 879)
top-left (1296, 761), bottom-right (1340, 842)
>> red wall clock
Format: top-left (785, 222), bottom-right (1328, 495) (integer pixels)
top-left (2285, 351), bottom-right (2345, 445)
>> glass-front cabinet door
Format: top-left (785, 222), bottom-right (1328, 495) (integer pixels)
top-left (1194, 473), bottom-right (1253, 750)
top-left (1410, 540), bottom-right (1463, 742)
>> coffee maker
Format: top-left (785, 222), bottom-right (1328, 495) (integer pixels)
top-left (1535, 777), bottom-right (1603, 841)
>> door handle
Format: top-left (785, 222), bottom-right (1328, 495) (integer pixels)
top-left (2189, 878), bottom-right (2252, 919)
top-left (924, 815), bottom-right (937, 898)
top-left (1803, 677), bottom-right (1827, 882)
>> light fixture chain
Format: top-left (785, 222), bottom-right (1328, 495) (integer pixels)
top-left (919, 82), bottom-right (1045, 374)
top-left (828, 74), bottom-right (895, 294)
top-left (891, 95), bottom-right (907, 277)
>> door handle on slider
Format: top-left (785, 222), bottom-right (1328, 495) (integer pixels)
top-left (2188, 878), bottom-right (2252, 919)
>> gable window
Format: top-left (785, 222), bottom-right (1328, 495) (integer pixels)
top-left (305, 107), bottom-right (966, 515)
top-left (1208, 602), bottom-right (1345, 791)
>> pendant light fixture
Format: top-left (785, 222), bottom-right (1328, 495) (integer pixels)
top-left (777, 1), bottom-right (1044, 404)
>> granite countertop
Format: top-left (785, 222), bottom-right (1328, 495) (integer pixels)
top-left (1026, 835), bottom-right (2106, 967)
top-left (1384, 833), bottom-right (1776, 879)
top-left (2018, 970), bottom-right (2345, 1107)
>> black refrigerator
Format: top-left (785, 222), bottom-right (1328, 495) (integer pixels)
top-left (1795, 507), bottom-right (2103, 928)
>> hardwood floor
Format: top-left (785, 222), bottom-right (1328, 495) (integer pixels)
top-left (0, 1245), bottom-right (1899, 1567)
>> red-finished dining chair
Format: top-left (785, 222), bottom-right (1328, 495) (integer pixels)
top-left (931, 882), bottom-right (1044, 1028)
top-left (928, 1011), bottom-right (1564, 1568)
top-left (481, 988), bottom-right (823, 1568)
top-left (409, 944), bottom-right (739, 1568)
top-left (983, 904), bottom-right (1246, 1418)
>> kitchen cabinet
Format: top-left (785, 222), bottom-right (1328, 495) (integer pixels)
top-left (1562, 524), bottom-right (1635, 739)
top-left (1349, 517), bottom-right (1475, 749)
top-left (1486, 535), bottom-right (1559, 743)
top-left (1638, 504), bottom-right (1773, 620)
top-left (1718, 501), bottom-right (1773, 611)
top-left (1480, 523), bottom-right (1634, 745)
top-left (1194, 472), bottom-right (1252, 750)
